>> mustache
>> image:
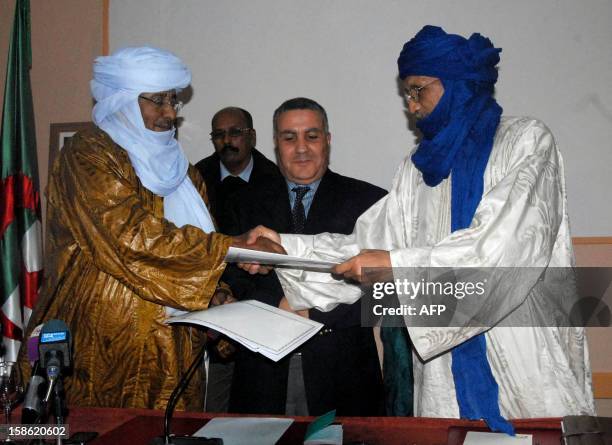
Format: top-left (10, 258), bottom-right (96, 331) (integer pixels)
top-left (220, 144), bottom-right (240, 154)
top-left (154, 118), bottom-right (174, 130)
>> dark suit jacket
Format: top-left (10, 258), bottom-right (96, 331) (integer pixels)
top-left (225, 169), bottom-right (387, 416)
top-left (195, 148), bottom-right (281, 233)
top-left (223, 168), bottom-right (387, 328)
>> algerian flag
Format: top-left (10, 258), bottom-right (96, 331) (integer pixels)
top-left (0, 0), bottom-right (43, 363)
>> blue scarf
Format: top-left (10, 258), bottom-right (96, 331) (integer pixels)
top-left (398, 26), bottom-right (513, 435)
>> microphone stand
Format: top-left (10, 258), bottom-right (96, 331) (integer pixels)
top-left (52, 377), bottom-right (65, 445)
top-left (150, 345), bottom-right (222, 445)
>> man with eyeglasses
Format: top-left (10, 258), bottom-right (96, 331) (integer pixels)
top-left (194, 108), bottom-right (282, 413)
top-left (225, 97), bottom-right (386, 417)
top-left (195, 107), bottom-right (281, 233)
top-left (21, 46), bottom-right (281, 410)
top-left (242, 26), bottom-right (595, 430)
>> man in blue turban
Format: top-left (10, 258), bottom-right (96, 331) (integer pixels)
top-left (22, 46), bottom-right (277, 410)
top-left (244, 26), bottom-right (595, 430)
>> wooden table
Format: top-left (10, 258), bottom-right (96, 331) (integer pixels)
top-left (44, 407), bottom-right (561, 445)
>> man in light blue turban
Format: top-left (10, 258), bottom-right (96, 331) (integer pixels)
top-left (23, 46), bottom-right (277, 410)
top-left (243, 26), bottom-right (595, 430)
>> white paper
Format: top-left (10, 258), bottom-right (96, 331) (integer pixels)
top-left (225, 246), bottom-right (339, 272)
top-left (463, 431), bottom-right (532, 445)
top-left (304, 424), bottom-right (343, 445)
top-left (193, 417), bottom-right (294, 445)
top-left (167, 300), bottom-right (323, 361)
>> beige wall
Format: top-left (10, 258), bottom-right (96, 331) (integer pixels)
top-left (0, 0), bottom-right (103, 218)
top-left (1, 0), bottom-right (611, 418)
top-left (575, 242), bottom-right (612, 416)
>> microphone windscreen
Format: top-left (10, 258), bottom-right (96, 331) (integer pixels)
top-left (39, 319), bottom-right (72, 369)
top-left (27, 324), bottom-right (44, 364)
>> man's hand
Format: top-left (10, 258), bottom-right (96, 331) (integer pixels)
top-left (278, 296), bottom-right (309, 319)
top-left (239, 236), bottom-right (287, 275)
top-left (245, 225), bottom-right (281, 245)
top-left (332, 249), bottom-right (392, 283)
top-left (249, 236), bottom-right (287, 255)
top-left (231, 227), bottom-right (284, 253)
top-left (209, 287), bottom-right (237, 307)
top-left (231, 228), bottom-right (287, 275)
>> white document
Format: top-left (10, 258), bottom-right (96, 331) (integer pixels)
top-left (193, 417), bottom-right (293, 445)
top-left (304, 424), bottom-right (343, 445)
top-left (463, 431), bottom-right (532, 445)
top-left (225, 246), bottom-right (339, 272)
top-left (167, 300), bottom-right (323, 361)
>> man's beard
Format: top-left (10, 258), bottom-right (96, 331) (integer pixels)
top-left (414, 111), bottom-right (428, 120)
top-left (154, 118), bottom-right (174, 131)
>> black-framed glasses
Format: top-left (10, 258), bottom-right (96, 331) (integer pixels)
top-left (404, 78), bottom-right (438, 103)
top-left (209, 127), bottom-right (252, 140)
top-left (138, 95), bottom-right (183, 112)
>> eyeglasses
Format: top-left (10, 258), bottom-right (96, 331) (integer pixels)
top-left (210, 128), bottom-right (252, 140)
top-left (404, 78), bottom-right (438, 103)
top-left (138, 95), bottom-right (183, 112)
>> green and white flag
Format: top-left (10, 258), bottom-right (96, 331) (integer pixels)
top-left (0, 0), bottom-right (43, 363)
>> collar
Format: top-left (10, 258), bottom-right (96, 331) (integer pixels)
top-left (220, 154), bottom-right (254, 182)
top-left (285, 177), bottom-right (322, 195)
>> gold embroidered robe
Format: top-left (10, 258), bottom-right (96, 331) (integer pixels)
top-left (23, 128), bottom-right (231, 410)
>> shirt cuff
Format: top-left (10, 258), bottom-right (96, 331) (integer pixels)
top-left (280, 233), bottom-right (313, 257)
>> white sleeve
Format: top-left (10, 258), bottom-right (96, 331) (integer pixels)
top-left (276, 232), bottom-right (361, 311)
top-left (395, 120), bottom-right (568, 360)
top-left (276, 190), bottom-right (398, 312)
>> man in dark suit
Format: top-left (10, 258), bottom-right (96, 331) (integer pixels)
top-left (195, 107), bottom-right (281, 233)
top-left (195, 107), bottom-right (281, 412)
top-left (225, 97), bottom-right (385, 416)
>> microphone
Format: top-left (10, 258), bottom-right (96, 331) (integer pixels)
top-left (150, 345), bottom-right (223, 445)
top-left (38, 319), bottom-right (72, 429)
top-left (39, 320), bottom-right (72, 372)
top-left (21, 361), bottom-right (47, 424)
top-left (22, 324), bottom-right (48, 424)
top-left (27, 324), bottom-right (43, 365)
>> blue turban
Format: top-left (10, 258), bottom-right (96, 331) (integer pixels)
top-left (397, 27), bottom-right (513, 435)
top-left (398, 25), bottom-right (500, 83)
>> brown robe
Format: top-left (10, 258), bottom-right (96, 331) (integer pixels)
top-left (22, 128), bottom-right (231, 410)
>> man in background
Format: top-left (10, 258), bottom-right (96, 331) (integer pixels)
top-left (195, 107), bottom-right (282, 412)
top-left (195, 107), bottom-right (281, 232)
top-left (226, 97), bottom-right (385, 416)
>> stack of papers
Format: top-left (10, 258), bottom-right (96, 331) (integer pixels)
top-left (167, 300), bottom-right (323, 361)
top-left (463, 431), bottom-right (532, 444)
top-left (193, 417), bottom-right (293, 445)
top-left (225, 246), bottom-right (339, 272)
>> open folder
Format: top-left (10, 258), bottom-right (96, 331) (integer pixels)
top-left (167, 300), bottom-right (323, 361)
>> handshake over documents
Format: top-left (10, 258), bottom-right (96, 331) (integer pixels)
top-left (230, 225), bottom-right (390, 283)
top-left (167, 226), bottom-right (382, 364)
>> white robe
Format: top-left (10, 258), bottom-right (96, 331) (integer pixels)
top-left (275, 116), bottom-right (596, 419)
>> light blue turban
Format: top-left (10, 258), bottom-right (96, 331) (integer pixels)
top-left (90, 46), bottom-right (215, 236)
